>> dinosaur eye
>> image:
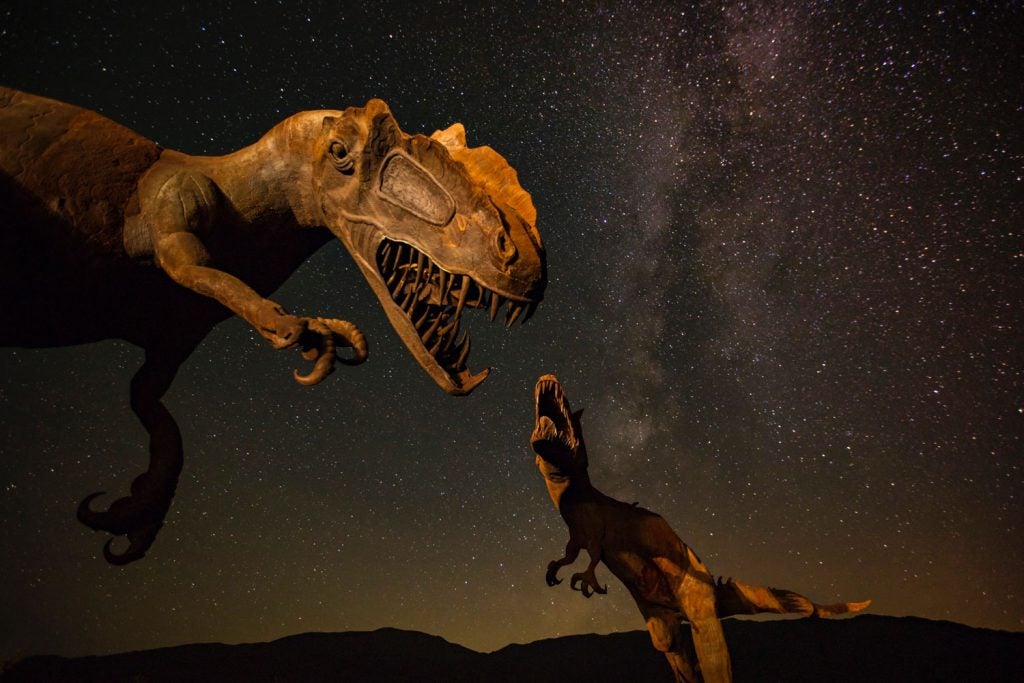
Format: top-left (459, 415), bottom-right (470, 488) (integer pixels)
top-left (329, 141), bottom-right (354, 173)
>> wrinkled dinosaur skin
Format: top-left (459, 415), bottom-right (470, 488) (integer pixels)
top-left (0, 86), bottom-right (545, 564)
top-left (530, 375), bottom-right (870, 683)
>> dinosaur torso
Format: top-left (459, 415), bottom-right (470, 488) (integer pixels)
top-left (1, 87), bottom-right (167, 345)
top-left (0, 87), bottom-right (331, 348)
top-left (538, 458), bottom-right (690, 609)
top-left (1, 86), bottom-right (546, 563)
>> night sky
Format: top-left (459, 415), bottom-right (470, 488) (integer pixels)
top-left (1, 0), bottom-right (1021, 660)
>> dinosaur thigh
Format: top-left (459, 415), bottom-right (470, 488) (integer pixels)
top-left (606, 550), bottom-right (679, 609)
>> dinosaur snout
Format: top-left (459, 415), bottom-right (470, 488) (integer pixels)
top-left (495, 203), bottom-right (546, 297)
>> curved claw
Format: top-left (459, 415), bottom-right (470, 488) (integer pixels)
top-left (293, 318), bottom-right (368, 386)
top-left (570, 572), bottom-right (608, 598)
top-left (76, 485), bottom-right (170, 565)
top-left (546, 561), bottom-right (564, 586)
top-left (102, 527), bottom-right (160, 566)
top-left (77, 491), bottom-right (110, 531)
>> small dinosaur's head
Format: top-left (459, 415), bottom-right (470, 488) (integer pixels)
top-left (312, 99), bottom-right (546, 395)
top-left (531, 374), bottom-right (588, 476)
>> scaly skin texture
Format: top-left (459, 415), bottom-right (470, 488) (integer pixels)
top-left (530, 375), bottom-right (870, 683)
top-left (0, 86), bottom-right (545, 564)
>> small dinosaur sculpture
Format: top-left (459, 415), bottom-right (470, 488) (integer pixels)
top-left (529, 374), bottom-right (870, 683)
top-left (0, 86), bottom-right (545, 564)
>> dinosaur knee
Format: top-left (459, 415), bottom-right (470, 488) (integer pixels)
top-left (645, 616), bottom-right (680, 653)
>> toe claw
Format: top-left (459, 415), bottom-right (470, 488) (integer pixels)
top-left (569, 571), bottom-right (606, 599)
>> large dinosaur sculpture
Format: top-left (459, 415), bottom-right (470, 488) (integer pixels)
top-left (0, 86), bottom-right (545, 564)
top-left (530, 375), bottom-right (869, 683)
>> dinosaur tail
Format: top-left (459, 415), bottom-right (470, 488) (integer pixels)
top-left (714, 577), bottom-right (871, 619)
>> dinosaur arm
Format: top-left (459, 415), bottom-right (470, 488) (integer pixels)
top-left (155, 230), bottom-right (305, 349)
top-left (546, 537), bottom-right (581, 586)
top-left (148, 170), bottom-right (367, 382)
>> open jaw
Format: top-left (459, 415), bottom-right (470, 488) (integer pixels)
top-left (372, 238), bottom-right (538, 395)
top-left (532, 374), bottom-right (576, 455)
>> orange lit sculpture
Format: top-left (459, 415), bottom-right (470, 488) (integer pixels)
top-left (530, 375), bottom-right (869, 682)
top-left (0, 86), bottom-right (545, 563)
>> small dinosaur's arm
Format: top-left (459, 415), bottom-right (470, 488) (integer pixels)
top-left (546, 537), bottom-right (581, 586)
top-left (546, 530), bottom-right (608, 598)
top-left (149, 171), bottom-right (367, 384)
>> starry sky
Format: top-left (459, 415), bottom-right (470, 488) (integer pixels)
top-left (1, 0), bottom-right (1021, 660)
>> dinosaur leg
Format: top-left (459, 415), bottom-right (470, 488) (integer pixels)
top-left (714, 577), bottom-right (871, 618)
top-left (655, 551), bottom-right (733, 683)
top-left (77, 348), bottom-right (187, 564)
top-left (638, 603), bottom-right (700, 683)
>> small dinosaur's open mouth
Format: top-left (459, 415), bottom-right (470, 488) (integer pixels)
top-left (374, 238), bottom-right (536, 395)
top-left (532, 374), bottom-right (576, 456)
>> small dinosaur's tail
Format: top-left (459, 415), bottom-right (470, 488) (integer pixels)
top-left (714, 577), bottom-right (871, 618)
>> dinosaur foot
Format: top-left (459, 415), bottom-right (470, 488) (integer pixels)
top-left (570, 570), bottom-right (608, 598)
top-left (293, 317), bottom-right (368, 386)
top-left (546, 560), bottom-right (564, 586)
top-left (76, 472), bottom-right (176, 565)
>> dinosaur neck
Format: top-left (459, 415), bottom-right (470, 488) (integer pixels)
top-left (179, 110), bottom-right (335, 228)
top-left (538, 457), bottom-right (596, 511)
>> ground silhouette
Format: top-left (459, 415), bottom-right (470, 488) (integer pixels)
top-left (3, 615), bottom-right (1022, 682)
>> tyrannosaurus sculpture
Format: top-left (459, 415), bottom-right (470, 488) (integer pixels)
top-left (530, 375), bottom-right (870, 683)
top-left (0, 86), bottom-right (546, 564)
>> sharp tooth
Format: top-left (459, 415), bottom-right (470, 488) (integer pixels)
top-left (523, 301), bottom-right (539, 324)
top-left (422, 311), bottom-right (443, 343)
top-left (506, 302), bottom-right (523, 327)
top-left (383, 243), bottom-right (396, 273)
top-left (437, 269), bottom-right (450, 303)
top-left (429, 335), bottom-right (444, 356)
top-left (379, 242), bottom-right (392, 268)
top-left (393, 264), bottom-right (412, 297)
top-left (401, 287), bottom-right (418, 312)
top-left (455, 332), bottom-right (471, 369)
top-left (454, 275), bottom-right (470, 320)
top-left (414, 306), bottom-right (431, 331)
top-left (412, 252), bottom-right (425, 293)
top-left (442, 317), bottom-right (460, 352)
top-left (489, 292), bottom-right (504, 322)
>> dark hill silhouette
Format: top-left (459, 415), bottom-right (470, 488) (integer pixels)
top-left (3, 615), bottom-right (1022, 682)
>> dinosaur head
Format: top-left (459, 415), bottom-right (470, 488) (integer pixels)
top-left (312, 99), bottom-right (546, 395)
top-left (531, 374), bottom-right (588, 476)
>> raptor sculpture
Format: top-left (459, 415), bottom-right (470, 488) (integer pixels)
top-left (530, 375), bottom-right (869, 683)
top-left (0, 86), bottom-right (545, 564)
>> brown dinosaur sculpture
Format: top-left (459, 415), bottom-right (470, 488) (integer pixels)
top-left (530, 375), bottom-right (870, 683)
top-left (0, 86), bottom-right (545, 564)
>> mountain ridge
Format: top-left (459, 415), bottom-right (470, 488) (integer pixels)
top-left (4, 615), bottom-right (1023, 682)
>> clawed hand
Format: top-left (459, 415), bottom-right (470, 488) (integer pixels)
top-left (570, 569), bottom-right (608, 598)
top-left (292, 317), bottom-right (368, 386)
